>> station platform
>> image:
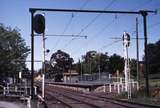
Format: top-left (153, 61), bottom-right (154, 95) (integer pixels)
top-left (0, 101), bottom-right (24, 108)
top-left (46, 82), bottom-right (108, 92)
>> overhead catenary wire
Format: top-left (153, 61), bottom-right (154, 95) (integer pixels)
top-left (34, 34), bottom-right (87, 38)
top-left (53, 13), bottom-right (74, 48)
top-left (130, 21), bottom-right (160, 37)
top-left (62, 0), bottom-right (117, 48)
top-left (78, 0), bottom-right (117, 35)
top-left (85, 15), bottom-right (118, 46)
top-left (126, 0), bottom-right (154, 34)
top-left (118, 0), bottom-right (154, 34)
top-left (53, 0), bottom-right (90, 51)
top-left (72, 0), bottom-right (156, 57)
top-left (129, 0), bottom-right (153, 11)
top-left (71, 17), bottom-right (118, 55)
top-left (62, 0), bottom-right (117, 50)
top-left (98, 39), bottom-right (122, 51)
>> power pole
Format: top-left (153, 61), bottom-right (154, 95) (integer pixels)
top-left (80, 59), bottom-right (83, 80)
top-left (98, 53), bottom-right (101, 81)
top-left (141, 11), bottom-right (150, 97)
top-left (30, 10), bottom-right (35, 99)
top-left (136, 18), bottom-right (140, 83)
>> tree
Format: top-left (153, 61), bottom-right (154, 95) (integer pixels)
top-left (76, 59), bottom-right (81, 75)
top-left (130, 59), bottom-right (137, 78)
top-left (0, 24), bottom-right (30, 81)
top-left (108, 54), bottom-right (124, 74)
top-left (49, 50), bottom-right (73, 82)
top-left (80, 51), bottom-right (109, 74)
top-left (99, 52), bottom-right (110, 72)
top-left (81, 51), bottom-right (97, 74)
top-left (147, 40), bottom-right (160, 74)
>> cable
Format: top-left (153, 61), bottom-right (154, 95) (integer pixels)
top-left (75, 0), bottom-right (154, 55)
top-left (62, 0), bottom-right (117, 51)
top-left (131, 21), bottom-right (160, 37)
top-left (148, 22), bottom-right (160, 29)
top-left (79, 0), bottom-right (90, 10)
top-left (130, 0), bottom-right (153, 11)
top-left (98, 39), bottom-right (122, 51)
top-left (53, 0), bottom-right (90, 51)
top-left (62, 38), bottom-right (77, 50)
top-left (71, 17), bottom-right (118, 55)
top-left (126, 0), bottom-right (154, 33)
top-left (78, 0), bottom-right (116, 36)
top-left (53, 14), bottom-right (74, 49)
top-left (86, 15), bottom-right (118, 46)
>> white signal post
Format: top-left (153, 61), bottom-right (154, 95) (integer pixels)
top-left (42, 13), bottom-right (46, 99)
top-left (19, 71), bottom-right (22, 79)
top-left (123, 32), bottom-right (131, 99)
top-left (42, 32), bottom-right (45, 98)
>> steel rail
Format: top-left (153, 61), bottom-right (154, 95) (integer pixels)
top-left (37, 82), bottom-right (96, 108)
top-left (46, 83), bottom-right (160, 108)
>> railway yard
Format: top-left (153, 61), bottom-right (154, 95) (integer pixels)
top-left (35, 82), bottom-right (160, 108)
top-left (1, 1), bottom-right (160, 108)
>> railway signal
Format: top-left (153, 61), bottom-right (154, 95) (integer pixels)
top-left (33, 14), bottom-right (45, 34)
top-left (122, 32), bottom-right (131, 99)
top-left (33, 13), bottom-right (46, 99)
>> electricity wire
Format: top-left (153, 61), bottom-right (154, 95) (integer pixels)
top-left (77, 0), bottom-right (117, 36)
top-left (98, 39), bottom-right (122, 51)
top-left (62, 0), bottom-right (117, 50)
top-left (53, 0), bottom-right (90, 51)
top-left (83, 0), bottom-right (155, 54)
top-left (126, 0), bottom-right (154, 34)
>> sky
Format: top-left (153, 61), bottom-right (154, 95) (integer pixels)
top-left (1, 0), bottom-right (160, 70)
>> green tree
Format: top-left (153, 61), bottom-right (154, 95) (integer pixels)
top-left (99, 52), bottom-right (110, 72)
top-left (50, 50), bottom-right (73, 82)
top-left (80, 51), bottom-right (109, 74)
top-left (0, 24), bottom-right (30, 81)
top-left (147, 40), bottom-right (160, 74)
top-left (109, 53), bottom-right (124, 74)
top-left (130, 59), bottom-right (137, 78)
top-left (82, 51), bottom-right (97, 74)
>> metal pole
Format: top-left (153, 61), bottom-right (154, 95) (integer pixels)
top-left (42, 32), bottom-right (45, 98)
top-left (70, 65), bottom-right (71, 83)
top-left (124, 46), bottom-right (128, 92)
top-left (98, 53), bottom-right (101, 81)
top-left (29, 8), bottom-right (155, 14)
top-left (136, 18), bottom-right (140, 82)
top-left (80, 59), bottom-right (83, 80)
top-left (126, 46), bottom-right (131, 99)
top-left (141, 11), bottom-right (150, 97)
top-left (89, 58), bottom-right (91, 78)
top-left (30, 10), bottom-right (35, 99)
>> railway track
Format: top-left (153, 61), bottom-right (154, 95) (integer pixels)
top-left (36, 83), bottom-right (159, 108)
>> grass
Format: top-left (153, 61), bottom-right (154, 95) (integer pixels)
top-left (115, 78), bottom-right (160, 106)
top-left (116, 90), bottom-right (160, 106)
